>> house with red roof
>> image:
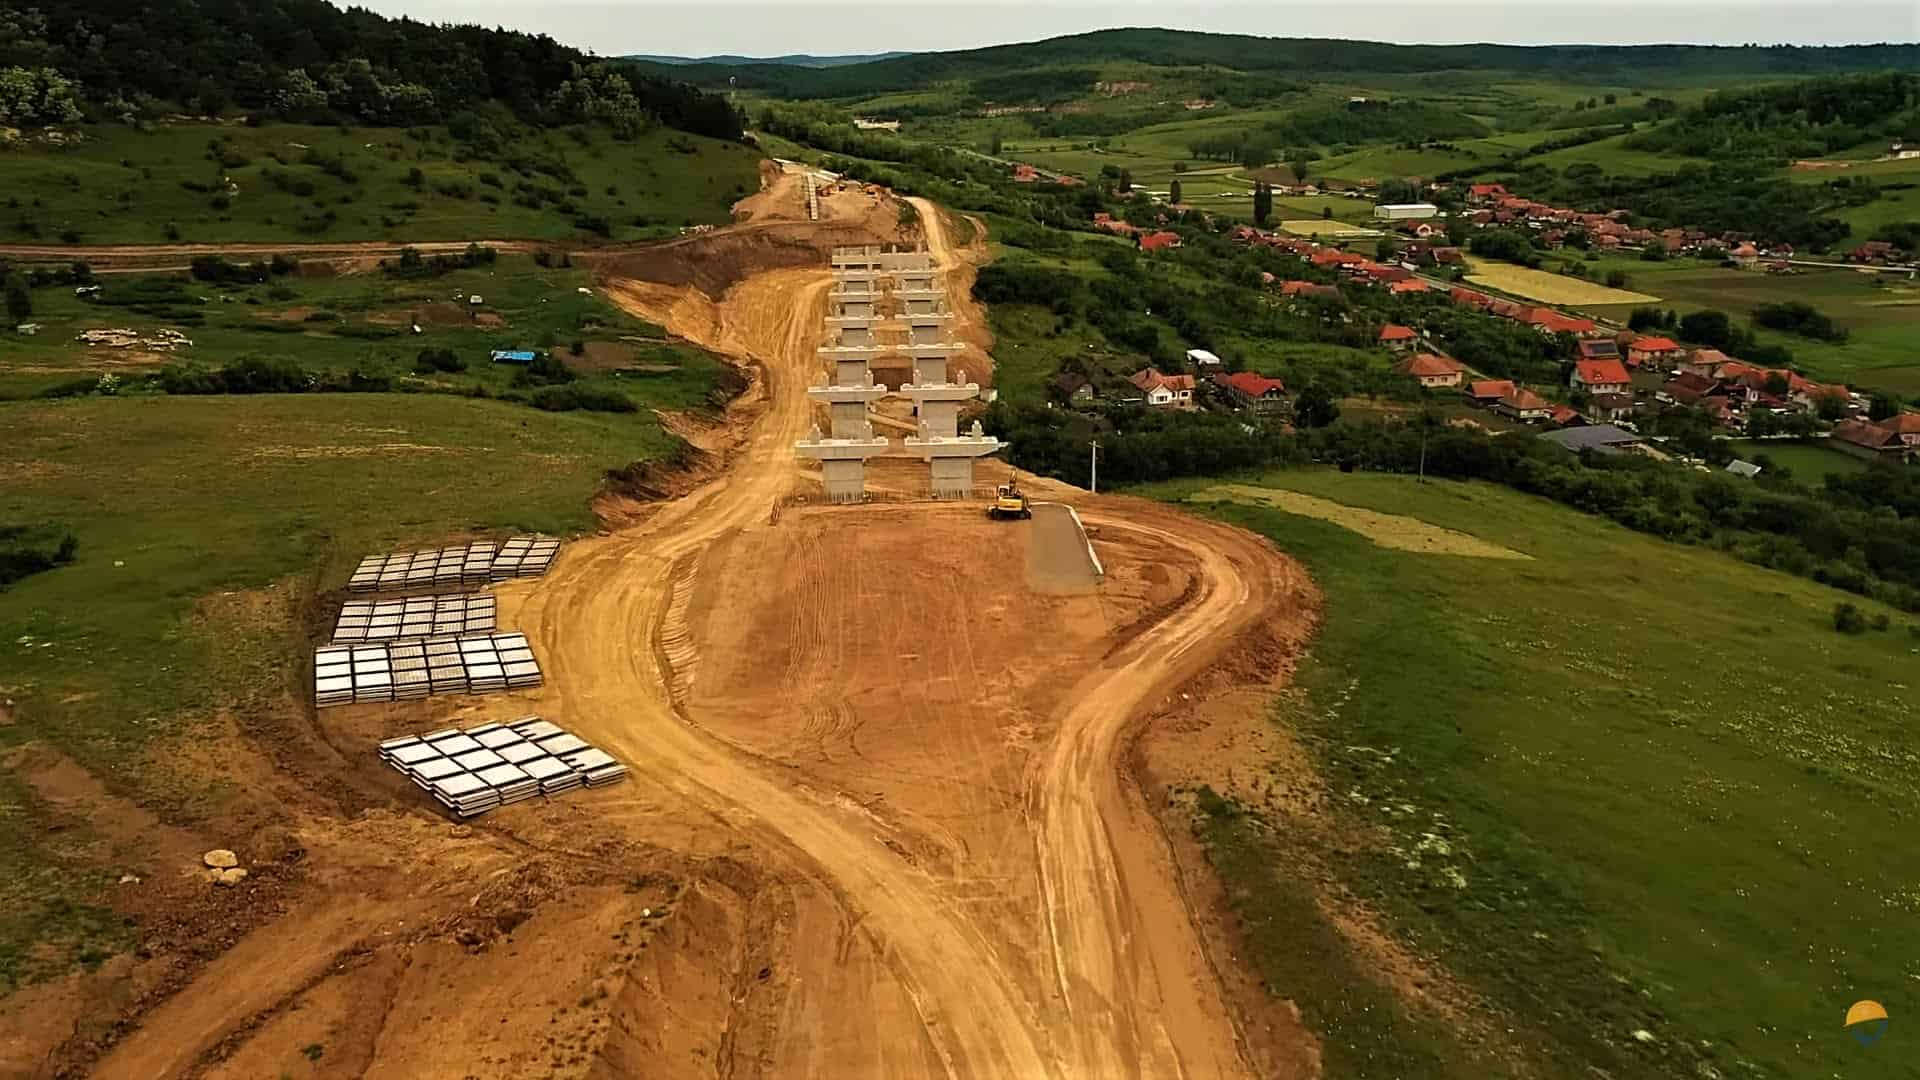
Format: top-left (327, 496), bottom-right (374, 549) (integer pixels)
top-left (1012, 163), bottom-right (1039, 183)
top-left (1378, 324), bottom-right (1418, 352)
top-left (1549, 405), bottom-right (1582, 427)
top-left (1466, 379), bottom-right (1516, 406)
top-left (1626, 336), bottom-right (1685, 368)
top-left (1831, 414), bottom-right (1919, 460)
top-left (1577, 338), bottom-right (1622, 363)
top-left (1468, 182), bottom-right (1509, 204)
top-left (1138, 230), bottom-right (1182, 252)
top-left (1395, 353), bottom-right (1466, 389)
top-left (1449, 286), bottom-right (1493, 309)
top-left (1388, 279), bottom-right (1429, 294)
top-left (1527, 309), bottom-right (1598, 336)
top-left (1129, 368), bottom-right (1196, 408)
top-left (1213, 371), bottom-right (1288, 413)
top-left (1496, 386), bottom-right (1555, 422)
top-left (1281, 280), bottom-right (1341, 300)
top-left (1571, 359), bottom-right (1631, 396)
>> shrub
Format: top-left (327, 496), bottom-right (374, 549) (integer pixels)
top-left (527, 385), bottom-right (635, 413)
top-left (512, 353), bottom-right (576, 387)
top-left (569, 340), bottom-right (585, 356)
top-left (413, 346), bottom-right (467, 374)
top-left (0, 525), bottom-right (78, 589)
top-left (1833, 602), bottom-right (1868, 635)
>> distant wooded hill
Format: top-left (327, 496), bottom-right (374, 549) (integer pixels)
top-left (632, 27), bottom-right (1920, 99)
top-left (0, 0), bottom-right (741, 138)
top-left (626, 52), bottom-right (911, 68)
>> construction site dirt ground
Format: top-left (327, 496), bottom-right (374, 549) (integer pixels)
top-left (0, 173), bottom-right (1332, 1080)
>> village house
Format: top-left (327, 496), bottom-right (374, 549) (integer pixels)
top-left (1576, 338), bottom-right (1623, 363)
top-left (1012, 164), bottom-right (1039, 183)
top-left (1280, 280), bottom-right (1340, 300)
top-left (1496, 386), bottom-right (1555, 422)
top-left (1213, 371), bottom-right (1288, 413)
top-left (1138, 230), bottom-right (1182, 252)
top-left (1051, 372), bottom-right (1096, 405)
top-left (1587, 392), bottom-right (1637, 422)
top-left (1128, 368), bottom-right (1196, 408)
top-left (1730, 242), bottom-right (1761, 269)
top-left (1378, 324), bottom-right (1419, 352)
top-left (1466, 379), bottom-right (1516, 407)
top-left (1831, 414), bottom-right (1920, 461)
top-left (1467, 182), bottom-right (1509, 205)
top-left (1093, 212), bottom-right (1139, 237)
top-left (1570, 358), bottom-right (1631, 397)
top-left (1388, 279), bottom-right (1429, 295)
top-left (1626, 336), bottom-right (1685, 368)
top-left (1395, 353), bottom-right (1466, 389)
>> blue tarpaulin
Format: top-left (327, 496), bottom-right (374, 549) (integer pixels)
top-left (490, 350), bottom-right (537, 364)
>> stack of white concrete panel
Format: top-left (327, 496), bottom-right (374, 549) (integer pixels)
top-left (331, 594), bottom-right (496, 643)
top-left (490, 536), bottom-right (562, 580)
top-left (347, 542), bottom-right (499, 593)
top-left (376, 717), bottom-right (626, 817)
top-left (312, 633), bottom-right (542, 707)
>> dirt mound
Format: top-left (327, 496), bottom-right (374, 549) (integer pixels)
top-left (584, 226), bottom-right (858, 299)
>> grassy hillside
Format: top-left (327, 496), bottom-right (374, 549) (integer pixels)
top-left (0, 357), bottom-right (720, 986)
top-left (1153, 470), bottom-right (1920, 1080)
top-left (0, 123), bottom-right (760, 245)
top-left (1, 256), bottom-right (728, 400)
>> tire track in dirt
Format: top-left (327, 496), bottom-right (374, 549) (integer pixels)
top-left (501, 209), bottom-right (1305, 1079)
top-left (500, 269), bottom-right (1056, 1078)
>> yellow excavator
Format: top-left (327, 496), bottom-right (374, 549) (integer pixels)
top-left (988, 477), bottom-right (1032, 520)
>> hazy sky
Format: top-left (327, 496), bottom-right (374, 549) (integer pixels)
top-left (355, 1), bottom-right (1919, 57)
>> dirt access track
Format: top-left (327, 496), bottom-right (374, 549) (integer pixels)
top-left (1, 173), bottom-right (1323, 1079)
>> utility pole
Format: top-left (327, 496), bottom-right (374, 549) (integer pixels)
top-left (1089, 439), bottom-right (1100, 495)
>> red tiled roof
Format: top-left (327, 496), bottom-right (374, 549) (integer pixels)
top-left (1397, 353), bottom-right (1465, 377)
top-left (1139, 230), bottom-right (1181, 251)
top-left (1501, 387), bottom-right (1553, 412)
top-left (1379, 324), bottom-right (1417, 341)
top-left (1468, 379), bottom-right (1516, 399)
top-left (1833, 418), bottom-right (1897, 450)
top-left (1665, 372), bottom-right (1720, 403)
top-left (1549, 405), bottom-right (1580, 425)
top-left (1130, 368), bottom-right (1195, 393)
top-left (1575, 359), bottom-right (1631, 386)
top-left (1631, 336), bottom-right (1680, 352)
top-left (1389, 279), bottom-right (1429, 293)
top-left (1530, 310), bottom-right (1597, 334)
top-left (1215, 371), bottom-right (1286, 397)
top-left (1883, 412), bottom-right (1920, 435)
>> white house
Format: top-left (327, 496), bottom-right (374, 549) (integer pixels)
top-left (1129, 368), bottom-right (1196, 408)
top-left (1373, 203), bottom-right (1439, 221)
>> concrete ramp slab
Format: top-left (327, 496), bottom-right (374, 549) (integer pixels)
top-left (1025, 503), bottom-right (1104, 594)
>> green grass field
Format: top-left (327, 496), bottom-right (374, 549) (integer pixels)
top-left (0, 122), bottom-right (760, 244)
top-left (1147, 469), bottom-right (1920, 1080)
top-left (0, 386), bottom-right (707, 986)
top-left (1724, 439), bottom-right (1871, 481)
top-left (1, 256), bottom-right (726, 401)
top-left (1572, 258), bottom-right (1920, 395)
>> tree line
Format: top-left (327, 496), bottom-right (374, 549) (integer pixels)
top-left (0, 1), bottom-right (740, 138)
top-left (1628, 72), bottom-right (1920, 161)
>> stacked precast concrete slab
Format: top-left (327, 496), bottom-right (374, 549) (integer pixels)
top-left (795, 243), bottom-right (1001, 501)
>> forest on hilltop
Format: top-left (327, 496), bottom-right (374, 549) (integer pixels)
top-left (0, 0), bottom-right (741, 138)
top-left (634, 27), bottom-right (1920, 99)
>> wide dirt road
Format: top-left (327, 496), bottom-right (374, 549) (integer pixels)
top-left (497, 215), bottom-right (1302, 1077)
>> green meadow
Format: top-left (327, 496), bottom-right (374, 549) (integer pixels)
top-left (1149, 469), bottom-right (1920, 1080)
top-left (0, 122), bottom-right (760, 245)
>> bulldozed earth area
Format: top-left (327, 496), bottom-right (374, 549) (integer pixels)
top-left (0, 170), bottom-right (1341, 1080)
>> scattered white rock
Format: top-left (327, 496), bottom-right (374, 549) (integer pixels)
top-left (1631, 1028), bottom-right (1657, 1044)
top-left (202, 848), bottom-right (238, 869)
top-left (118, 874), bottom-right (140, 885)
top-left (213, 868), bottom-right (248, 887)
